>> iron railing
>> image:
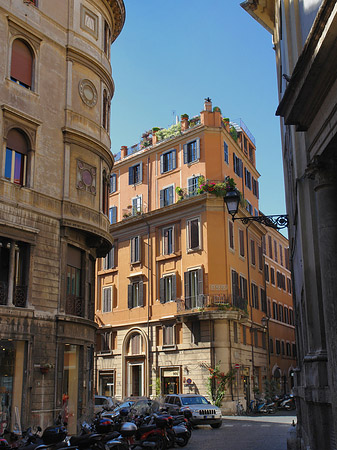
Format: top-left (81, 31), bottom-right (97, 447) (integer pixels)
top-left (66, 294), bottom-right (84, 317)
top-left (176, 294), bottom-right (248, 314)
top-left (14, 285), bottom-right (27, 307)
top-left (0, 281), bottom-right (8, 305)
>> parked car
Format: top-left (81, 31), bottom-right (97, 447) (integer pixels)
top-left (101, 400), bottom-right (135, 419)
top-left (164, 394), bottom-right (222, 428)
top-left (94, 395), bottom-right (115, 413)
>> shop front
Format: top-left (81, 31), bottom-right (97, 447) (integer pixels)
top-left (161, 367), bottom-right (180, 395)
top-left (0, 340), bottom-right (25, 433)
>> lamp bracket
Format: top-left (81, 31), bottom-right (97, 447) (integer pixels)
top-left (232, 214), bottom-right (288, 230)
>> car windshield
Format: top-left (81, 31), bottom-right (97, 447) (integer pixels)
top-left (181, 396), bottom-right (210, 406)
top-left (113, 401), bottom-right (134, 411)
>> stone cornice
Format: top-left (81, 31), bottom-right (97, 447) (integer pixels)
top-left (276, 1), bottom-right (337, 130)
top-left (62, 126), bottom-right (114, 168)
top-left (66, 46), bottom-right (114, 96)
top-left (106, 0), bottom-right (126, 43)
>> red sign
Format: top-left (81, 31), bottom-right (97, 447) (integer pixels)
top-left (234, 364), bottom-right (240, 369)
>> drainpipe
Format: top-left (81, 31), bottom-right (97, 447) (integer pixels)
top-left (245, 224), bottom-right (255, 396)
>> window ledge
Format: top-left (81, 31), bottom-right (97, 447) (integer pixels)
top-left (156, 251), bottom-right (181, 262)
top-left (186, 247), bottom-right (201, 254)
top-left (98, 268), bottom-right (118, 275)
top-left (159, 344), bottom-right (177, 351)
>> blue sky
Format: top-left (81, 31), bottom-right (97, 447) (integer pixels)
top-left (109, 1), bottom-right (286, 217)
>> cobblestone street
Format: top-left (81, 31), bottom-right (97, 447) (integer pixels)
top-left (183, 413), bottom-right (296, 450)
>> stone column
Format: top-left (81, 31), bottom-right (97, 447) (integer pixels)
top-left (7, 240), bottom-right (15, 306)
top-left (314, 153), bottom-right (337, 439)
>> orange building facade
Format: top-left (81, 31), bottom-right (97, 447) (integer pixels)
top-left (95, 99), bottom-right (295, 411)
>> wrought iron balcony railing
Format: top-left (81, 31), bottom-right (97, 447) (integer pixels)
top-left (66, 294), bottom-right (84, 317)
top-left (176, 294), bottom-right (248, 314)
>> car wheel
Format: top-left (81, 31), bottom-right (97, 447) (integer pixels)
top-left (210, 422), bottom-right (222, 429)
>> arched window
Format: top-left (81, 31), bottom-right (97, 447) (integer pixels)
top-left (11, 39), bottom-right (34, 89)
top-left (5, 129), bottom-right (29, 186)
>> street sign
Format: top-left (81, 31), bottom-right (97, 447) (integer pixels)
top-left (234, 363), bottom-right (240, 369)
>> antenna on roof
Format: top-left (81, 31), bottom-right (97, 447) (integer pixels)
top-left (172, 110), bottom-right (176, 125)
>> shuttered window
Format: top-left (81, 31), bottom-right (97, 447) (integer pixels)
top-left (228, 220), bottom-right (234, 250)
top-left (11, 39), bottom-right (33, 89)
top-left (250, 240), bottom-right (256, 266)
top-left (110, 174), bottom-right (117, 193)
top-left (239, 229), bottom-right (245, 257)
top-left (187, 218), bottom-right (200, 251)
top-left (183, 139), bottom-right (200, 164)
top-left (160, 186), bottom-right (174, 207)
top-left (127, 281), bottom-right (144, 309)
top-left (109, 206), bottom-right (117, 224)
top-left (160, 149), bottom-right (176, 173)
top-left (163, 226), bottom-right (174, 255)
top-left (102, 287), bottom-right (112, 312)
top-left (159, 274), bottom-right (176, 303)
top-left (184, 268), bottom-right (203, 309)
top-left (130, 236), bottom-right (141, 263)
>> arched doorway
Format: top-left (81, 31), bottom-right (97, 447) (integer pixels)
top-left (123, 330), bottom-right (147, 397)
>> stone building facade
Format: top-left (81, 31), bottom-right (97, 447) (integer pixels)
top-left (0, 0), bottom-right (124, 434)
top-left (242, 1), bottom-right (337, 448)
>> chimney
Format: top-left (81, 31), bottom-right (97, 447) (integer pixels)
top-left (181, 114), bottom-right (189, 131)
top-left (121, 145), bottom-right (128, 159)
top-left (204, 97), bottom-right (212, 112)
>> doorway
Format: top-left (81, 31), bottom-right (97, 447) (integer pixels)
top-left (127, 361), bottom-right (144, 397)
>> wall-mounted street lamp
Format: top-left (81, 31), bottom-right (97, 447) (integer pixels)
top-left (224, 188), bottom-right (288, 230)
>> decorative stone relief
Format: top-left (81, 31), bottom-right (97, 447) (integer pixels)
top-left (80, 5), bottom-right (98, 39)
top-left (77, 160), bottom-right (96, 194)
top-left (78, 79), bottom-right (97, 107)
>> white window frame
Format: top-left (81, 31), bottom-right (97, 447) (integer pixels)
top-left (186, 217), bottom-right (201, 252)
top-left (132, 195), bottom-right (142, 215)
top-left (110, 173), bottom-right (117, 193)
top-left (183, 138), bottom-right (200, 165)
top-left (163, 273), bottom-right (175, 302)
top-left (187, 174), bottom-right (200, 196)
top-left (102, 286), bottom-right (112, 313)
top-left (163, 324), bottom-right (175, 347)
top-left (160, 148), bottom-right (177, 174)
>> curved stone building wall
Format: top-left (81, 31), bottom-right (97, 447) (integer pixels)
top-left (0, 0), bottom-right (125, 433)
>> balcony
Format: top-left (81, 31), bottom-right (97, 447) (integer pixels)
top-left (66, 294), bottom-right (84, 317)
top-left (0, 282), bottom-right (27, 307)
top-left (176, 294), bottom-right (248, 318)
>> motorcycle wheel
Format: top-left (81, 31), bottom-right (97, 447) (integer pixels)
top-left (176, 435), bottom-right (190, 447)
top-left (268, 406), bottom-right (277, 414)
top-left (146, 435), bottom-right (166, 450)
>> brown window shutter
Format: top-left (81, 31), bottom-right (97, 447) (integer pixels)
top-left (11, 39), bottom-right (33, 88)
top-left (7, 129), bottom-right (29, 154)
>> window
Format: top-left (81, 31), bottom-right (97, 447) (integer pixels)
top-left (159, 274), bottom-right (176, 303)
top-left (184, 268), bottom-right (203, 309)
top-left (102, 90), bottom-right (108, 130)
top-left (249, 145), bottom-right (254, 164)
top-left (258, 246), bottom-right (263, 270)
top-left (251, 283), bottom-right (259, 309)
top-left (103, 20), bottom-right (111, 57)
top-left (242, 325), bottom-right (247, 345)
top-left (186, 218), bottom-right (200, 251)
top-left (228, 220), bottom-right (234, 250)
top-left (276, 339), bottom-right (281, 355)
top-left (109, 206), bottom-right (117, 224)
top-left (128, 163), bottom-right (142, 185)
top-left (132, 196), bottom-right (142, 215)
top-left (292, 343), bottom-right (297, 358)
top-left (284, 306), bottom-right (289, 324)
top-left (0, 237), bottom-right (29, 307)
top-left (279, 304), bottom-right (284, 322)
top-left (270, 267), bottom-right (275, 285)
top-left (244, 168), bottom-right (252, 190)
top-left (240, 276), bottom-right (248, 301)
top-left (100, 332), bottom-right (112, 352)
top-left (163, 325), bottom-right (175, 346)
top-left (127, 280), bottom-right (144, 309)
top-left (183, 139), bottom-right (200, 164)
top-left (274, 240), bottom-right (278, 262)
top-left (163, 226), bottom-right (174, 255)
top-left (250, 240), bottom-right (256, 266)
top-left (11, 39), bottom-right (33, 89)
top-left (264, 263), bottom-right (269, 282)
top-left (262, 236), bottom-right (266, 255)
top-left (233, 153), bottom-right (243, 177)
top-left (224, 141), bottom-right (229, 163)
top-left (191, 321), bottom-right (200, 344)
top-left (66, 245), bottom-right (83, 317)
top-left (254, 208), bottom-right (259, 217)
top-left (103, 246), bottom-right (114, 270)
top-left (262, 332), bottom-right (266, 350)
top-left (281, 341), bottom-right (285, 355)
top-left (239, 229), bottom-right (245, 257)
top-left (268, 236), bottom-right (273, 258)
top-left (261, 288), bottom-right (267, 313)
top-left (289, 309), bottom-right (294, 326)
top-left (110, 174), bottom-right (117, 193)
top-left (286, 342), bottom-right (291, 357)
top-left (128, 333), bottom-right (142, 354)
top-left (254, 329), bottom-right (258, 348)
top-left (5, 128), bottom-right (29, 186)
top-left (102, 170), bottom-right (109, 215)
top-left (273, 301), bottom-right (278, 320)
top-left (187, 176), bottom-right (199, 196)
top-left (287, 277), bottom-right (292, 294)
top-left (243, 136), bottom-right (248, 154)
top-left (130, 236), bottom-right (141, 264)
top-left (232, 270), bottom-right (239, 299)
top-left (269, 338), bottom-right (274, 354)
top-left (280, 244), bottom-right (283, 266)
top-left (233, 322), bottom-right (238, 343)
top-left (246, 200), bottom-right (253, 215)
top-left (160, 149), bottom-right (176, 173)
top-left (285, 248), bottom-right (290, 270)
top-left (102, 286), bottom-right (112, 312)
top-left (160, 185), bottom-right (174, 207)
top-left (252, 177), bottom-right (259, 198)
top-left (267, 298), bottom-right (271, 317)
